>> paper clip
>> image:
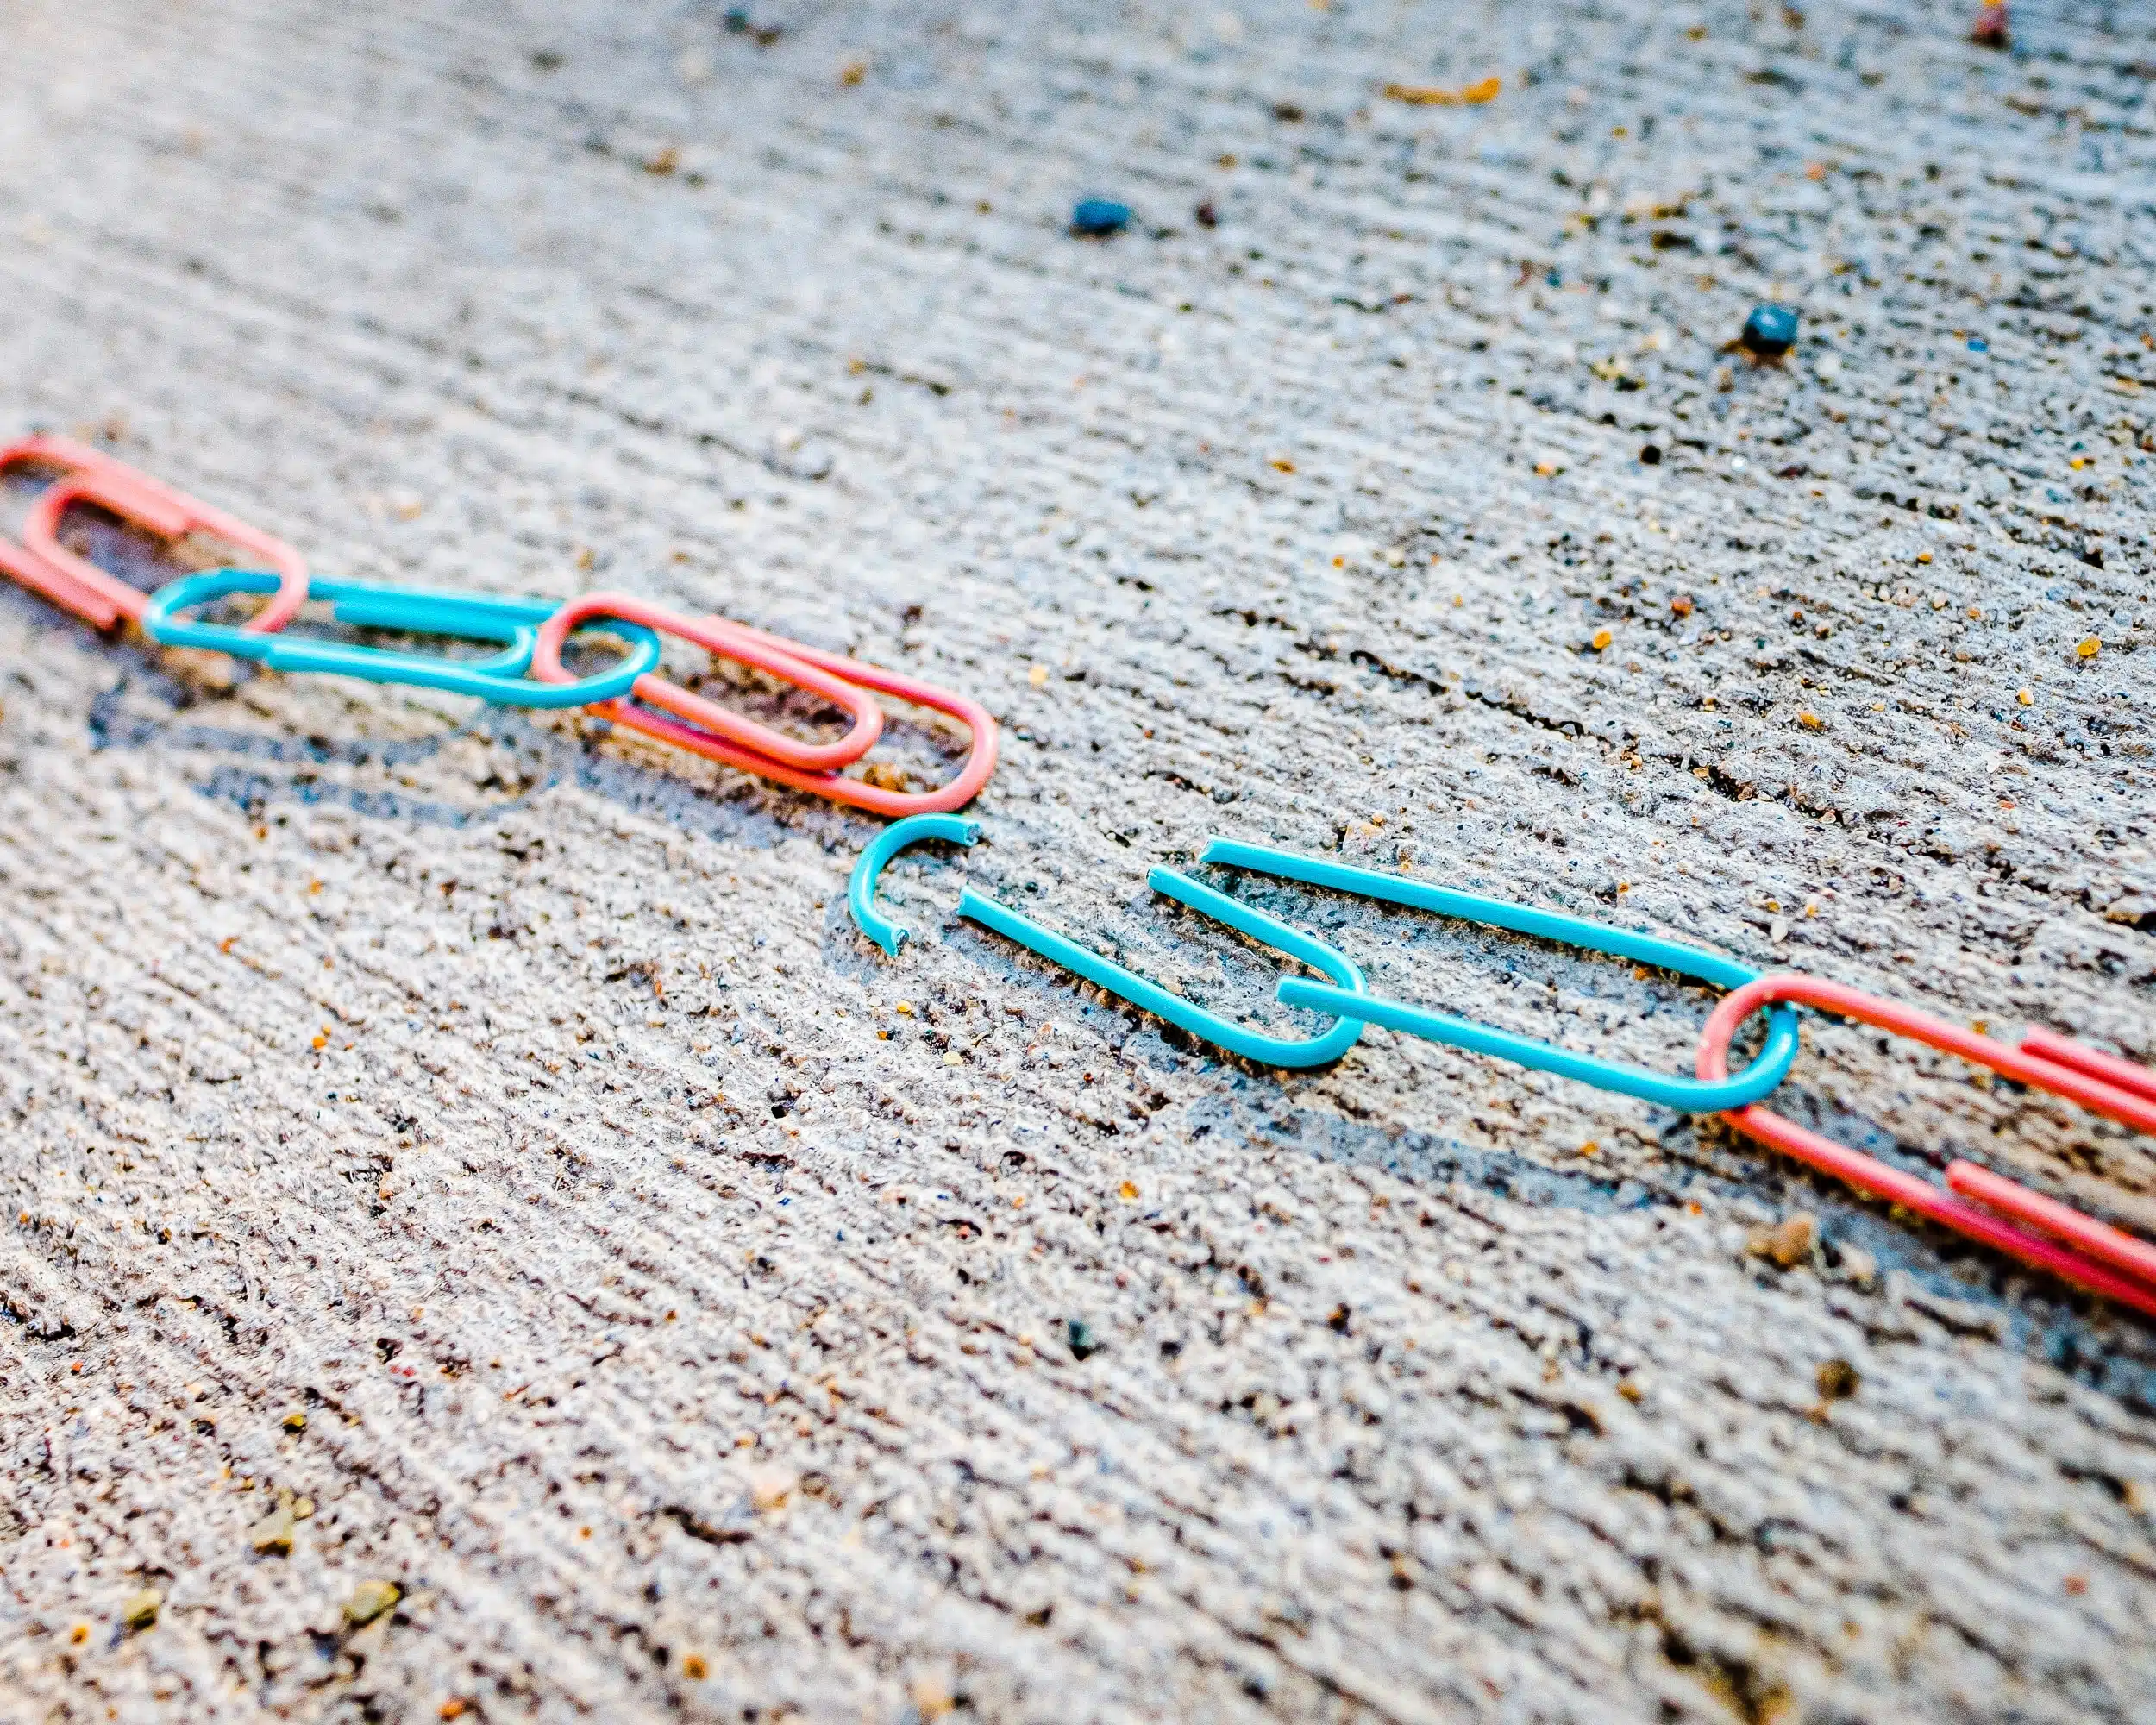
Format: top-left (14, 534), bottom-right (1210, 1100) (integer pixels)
top-left (141, 573), bottom-right (661, 707)
top-left (1196, 839), bottom-right (1800, 1111)
top-left (1, 440), bottom-right (309, 633)
top-left (530, 606), bottom-right (999, 818)
top-left (849, 813), bottom-right (982, 956)
top-left (957, 869), bottom-right (1369, 1067)
top-left (2, 433), bottom-right (174, 514)
top-left (523, 593), bottom-right (889, 772)
top-left (1698, 974), bottom-right (2156, 1318)
top-left (2, 435), bottom-right (205, 625)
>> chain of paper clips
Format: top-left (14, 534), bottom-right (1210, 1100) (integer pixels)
top-left (9, 436), bottom-right (2156, 1316)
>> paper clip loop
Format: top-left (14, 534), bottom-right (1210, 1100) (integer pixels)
top-left (1, 439), bottom-right (309, 633)
top-left (525, 593), bottom-right (889, 772)
top-left (141, 573), bottom-right (661, 707)
top-left (1201, 838), bottom-right (1801, 1112)
top-left (1699, 974), bottom-right (2156, 1318)
top-left (849, 813), bottom-right (982, 956)
top-left (530, 606), bottom-right (999, 818)
top-left (957, 869), bottom-right (1369, 1068)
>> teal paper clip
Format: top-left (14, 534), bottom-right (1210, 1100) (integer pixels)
top-left (1202, 837), bottom-right (1799, 1112)
top-left (849, 813), bottom-right (982, 956)
top-left (141, 571), bottom-right (661, 708)
top-left (958, 869), bottom-right (1369, 1067)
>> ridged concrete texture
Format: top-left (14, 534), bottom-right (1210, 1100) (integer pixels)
top-left (1, 1), bottom-right (2153, 1719)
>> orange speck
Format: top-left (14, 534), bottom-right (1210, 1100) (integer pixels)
top-left (1269, 457), bottom-right (1296, 474)
top-left (1383, 75), bottom-right (1500, 105)
top-left (838, 61), bottom-right (867, 87)
top-left (2077, 637), bottom-right (2101, 658)
top-left (1670, 595), bottom-right (1693, 617)
top-left (1591, 628), bottom-right (1613, 650)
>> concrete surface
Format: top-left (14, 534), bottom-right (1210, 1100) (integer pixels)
top-left (2, 0), bottom-right (2153, 1719)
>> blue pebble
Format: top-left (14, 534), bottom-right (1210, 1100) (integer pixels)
top-left (1966, 336), bottom-right (1989, 353)
top-left (1742, 303), bottom-right (1801, 354)
top-left (1071, 198), bottom-right (1132, 237)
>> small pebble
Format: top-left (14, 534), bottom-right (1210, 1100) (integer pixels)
top-left (1070, 198), bottom-right (1132, 238)
top-left (1194, 199), bottom-right (1219, 228)
top-left (1749, 1211), bottom-right (1817, 1269)
top-left (248, 1500), bottom-right (298, 1556)
top-left (748, 1466), bottom-right (797, 1512)
top-left (344, 1579), bottom-right (401, 1628)
top-left (1971, 2), bottom-right (2010, 48)
top-left (283, 1408), bottom-right (306, 1431)
top-left (1067, 1318), bottom-right (1099, 1360)
top-left (909, 1672), bottom-right (958, 1718)
top-left (1817, 1358), bottom-right (1860, 1401)
top-left (1639, 443), bottom-right (1661, 465)
top-left (121, 1589), bottom-right (162, 1633)
top-left (1741, 304), bottom-right (1800, 357)
top-left (2078, 637), bottom-right (2102, 659)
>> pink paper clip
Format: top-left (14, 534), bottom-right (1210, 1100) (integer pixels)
top-left (1698, 974), bottom-right (2156, 1318)
top-left (0, 436), bottom-right (308, 633)
top-left (1, 435), bottom-right (176, 620)
top-left (530, 599), bottom-right (998, 818)
top-left (529, 593), bottom-right (886, 770)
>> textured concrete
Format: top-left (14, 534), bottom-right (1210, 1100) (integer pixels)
top-left (2, 1), bottom-right (2153, 1720)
